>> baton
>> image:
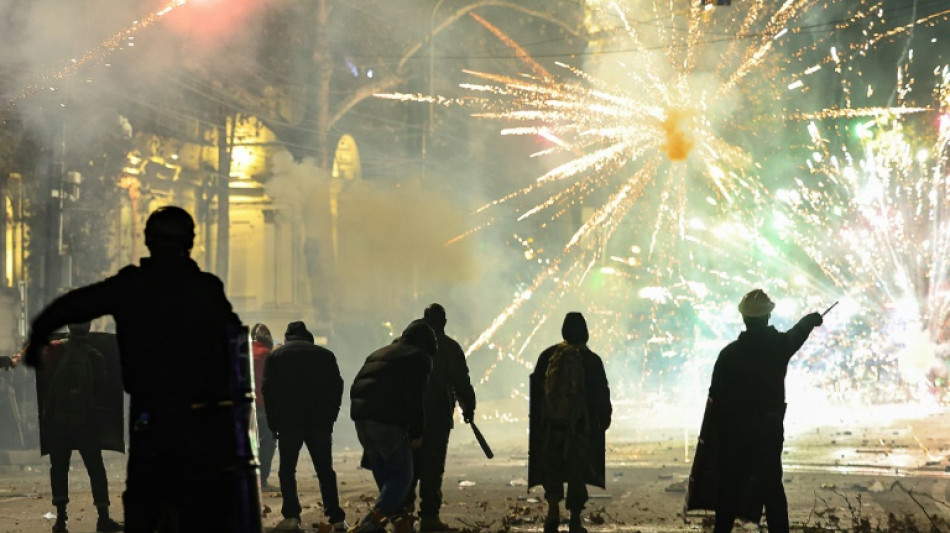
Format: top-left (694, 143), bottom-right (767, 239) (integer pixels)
top-left (469, 421), bottom-right (494, 459)
top-left (822, 301), bottom-right (839, 317)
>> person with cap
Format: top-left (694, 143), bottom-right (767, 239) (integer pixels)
top-left (250, 323), bottom-right (278, 491)
top-left (405, 304), bottom-right (476, 531)
top-left (37, 322), bottom-right (123, 533)
top-left (23, 205), bottom-right (245, 532)
top-left (709, 289), bottom-right (823, 533)
top-left (349, 319), bottom-right (435, 533)
top-left (262, 321), bottom-right (347, 531)
top-left (528, 312), bottom-right (612, 533)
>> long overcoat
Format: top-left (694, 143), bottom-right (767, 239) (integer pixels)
top-left (527, 343), bottom-right (612, 489)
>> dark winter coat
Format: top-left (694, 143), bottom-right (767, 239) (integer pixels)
top-left (350, 339), bottom-right (432, 440)
top-left (424, 330), bottom-right (476, 430)
top-left (29, 256), bottom-right (241, 402)
top-left (687, 315), bottom-right (820, 518)
top-left (263, 337), bottom-right (343, 433)
top-left (528, 343), bottom-right (612, 489)
top-left (36, 334), bottom-right (125, 456)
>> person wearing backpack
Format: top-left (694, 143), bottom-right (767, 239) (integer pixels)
top-left (528, 312), bottom-right (612, 533)
top-left (38, 322), bottom-right (123, 533)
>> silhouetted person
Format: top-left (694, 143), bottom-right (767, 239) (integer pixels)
top-left (350, 320), bottom-right (435, 533)
top-left (263, 321), bottom-right (347, 531)
top-left (405, 303), bottom-right (476, 531)
top-left (251, 323), bottom-right (277, 490)
top-left (37, 322), bottom-right (123, 532)
top-left (25, 206), bottom-right (243, 532)
top-left (710, 289), bottom-right (823, 533)
top-left (529, 312), bottom-right (611, 533)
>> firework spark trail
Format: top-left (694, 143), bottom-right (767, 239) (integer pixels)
top-left (791, 107), bottom-right (931, 120)
top-left (469, 12), bottom-right (551, 80)
top-left (14, 0), bottom-right (189, 102)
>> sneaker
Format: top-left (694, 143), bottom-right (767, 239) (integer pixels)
top-left (274, 517), bottom-right (302, 531)
top-left (543, 517), bottom-right (560, 533)
top-left (331, 519), bottom-right (350, 532)
top-left (261, 482), bottom-right (281, 492)
top-left (51, 517), bottom-right (68, 533)
top-left (96, 516), bottom-right (124, 532)
top-left (568, 515), bottom-right (587, 533)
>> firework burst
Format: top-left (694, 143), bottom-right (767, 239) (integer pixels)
top-left (378, 1), bottom-right (950, 412)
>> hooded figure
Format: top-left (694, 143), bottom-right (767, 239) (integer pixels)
top-left (350, 319), bottom-right (435, 533)
top-left (687, 290), bottom-right (823, 533)
top-left (35, 322), bottom-right (124, 532)
top-left (528, 312), bottom-right (612, 533)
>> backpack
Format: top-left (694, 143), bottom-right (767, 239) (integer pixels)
top-left (544, 342), bottom-right (587, 426)
top-left (47, 341), bottom-right (97, 427)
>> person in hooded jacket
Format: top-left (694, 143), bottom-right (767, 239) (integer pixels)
top-left (263, 321), bottom-right (346, 531)
top-left (528, 312), bottom-right (611, 533)
top-left (350, 319), bottom-right (435, 533)
top-left (405, 304), bottom-right (476, 531)
top-left (37, 322), bottom-right (123, 533)
top-left (24, 206), bottom-right (245, 533)
top-left (708, 290), bottom-right (823, 533)
top-left (250, 323), bottom-right (278, 490)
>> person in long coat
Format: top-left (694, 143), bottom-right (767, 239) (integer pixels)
top-left (692, 289), bottom-right (823, 533)
top-left (528, 312), bottom-right (611, 533)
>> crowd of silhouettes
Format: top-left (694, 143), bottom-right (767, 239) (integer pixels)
top-left (21, 206), bottom-right (825, 533)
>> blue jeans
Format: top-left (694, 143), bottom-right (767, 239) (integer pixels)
top-left (256, 410), bottom-right (276, 483)
top-left (277, 428), bottom-right (345, 523)
top-left (355, 420), bottom-right (413, 517)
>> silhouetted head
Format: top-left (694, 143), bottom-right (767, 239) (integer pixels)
top-left (67, 322), bottom-right (91, 338)
top-left (561, 312), bottom-right (589, 345)
top-left (401, 319), bottom-right (437, 356)
top-left (252, 323), bottom-right (273, 349)
top-left (144, 206), bottom-right (195, 256)
top-left (739, 289), bottom-right (773, 329)
top-left (284, 321), bottom-right (314, 343)
top-left (423, 303), bottom-right (447, 333)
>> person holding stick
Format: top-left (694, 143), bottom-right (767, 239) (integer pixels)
top-left (708, 289), bottom-right (825, 533)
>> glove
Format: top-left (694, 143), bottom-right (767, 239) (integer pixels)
top-left (463, 410), bottom-right (475, 424)
top-left (805, 312), bottom-right (823, 328)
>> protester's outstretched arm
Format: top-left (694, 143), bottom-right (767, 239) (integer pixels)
top-left (782, 312), bottom-right (823, 362)
top-left (26, 277), bottom-right (124, 367)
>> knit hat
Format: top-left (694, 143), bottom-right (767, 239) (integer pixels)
top-left (285, 321), bottom-right (314, 343)
top-left (738, 289), bottom-right (775, 318)
top-left (561, 312), bottom-right (589, 345)
top-left (401, 319), bottom-right (438, 355)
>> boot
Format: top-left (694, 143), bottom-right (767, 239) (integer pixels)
top-left (392, 514), bottom-right (415, 533)
top-left (420, 515), bottom-right (456, 532)
top-left (96, 506), bottom-right (124, 532)
top-left (568, 510), bottom-right (587, 533)
top-left (347, 508), bottom-right (387, 533)
top-left (544, 501), bottom-right (560, 533)
top-left (52, 505), bottom-right (68, 533)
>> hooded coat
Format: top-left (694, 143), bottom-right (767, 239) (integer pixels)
top-left (350, 321), bottom-right (434, 440)
top-left (528, 314), bottom-right (612, 489)
top-left (35, 332), bottom-right (124, 456)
